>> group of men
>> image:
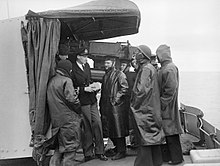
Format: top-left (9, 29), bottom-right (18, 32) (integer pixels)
top-left (47, 44), bottom-right (184, 166)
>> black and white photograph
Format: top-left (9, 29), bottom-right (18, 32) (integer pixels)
top-left (0, 0), bottom-right (220, 166)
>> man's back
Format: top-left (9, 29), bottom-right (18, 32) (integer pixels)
top-left (47, 73), bottom-right (77, 127)
top-left (46, 60), bottom-right (81, 164)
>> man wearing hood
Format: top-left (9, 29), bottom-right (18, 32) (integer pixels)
top-left (47, 59), bottom-right (81, 166)
top-left (99, 56), bottom-right (129, 160)
top-left (156, 45), bottom-right (184, 165)
top-left (130, 45), bottom-right (164, 166)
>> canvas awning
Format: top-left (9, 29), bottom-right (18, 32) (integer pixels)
top-left (26, 0), bottom-right (141, 40)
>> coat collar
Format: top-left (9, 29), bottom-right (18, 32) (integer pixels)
top-left (160, 59), bottom-right (172, 68)
top-left (56, 69), bottom-right (71, 79)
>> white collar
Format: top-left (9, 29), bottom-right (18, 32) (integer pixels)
top-left (76, 61), bottom-right (84, 71)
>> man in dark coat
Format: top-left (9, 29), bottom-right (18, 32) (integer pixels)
top-left (119, 58), bottom-right (138, 149)
top-left (100, 56), bottom-right (129, 160)
top-left (156, 44), bottom-right (184, 165)
top-left (47, 60), bottom-right (81, 166)
top-left (71, 48), bottom-right (107, 162)
top-left (130, 45), bottom-right (165, 166)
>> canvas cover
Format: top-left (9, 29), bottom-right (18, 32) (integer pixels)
top-left (26, 0), bottom-right (140, 40)
top-left (26, 18), bottom-right (61, 136)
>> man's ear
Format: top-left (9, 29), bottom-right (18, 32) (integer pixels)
top-left (76, 54), bottom-right (80, 59)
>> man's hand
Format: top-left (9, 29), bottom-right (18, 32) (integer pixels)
top-left (75, 87), bottom-right (79, 95)
top-left (84, 86), bottom-right (94, 92)
top-left (89, 82), bottom-right (101, 91)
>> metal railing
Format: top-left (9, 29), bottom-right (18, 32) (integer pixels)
top-left (180, 103), bottom-right (220, 148)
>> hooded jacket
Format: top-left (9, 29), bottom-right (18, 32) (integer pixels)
top-left (47, 70), bottom-right (81, 153)
top-left (156, 45), bottom-right (183, 136)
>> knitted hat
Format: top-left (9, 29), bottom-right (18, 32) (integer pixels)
top-left (151, 54), bottom-right (157, 60)
top-left (119, 58), bottom-right (130, 64)
top-left (105, 55), bottom-right (117, 62)
top-left (151, 54), bottom-right (156, 57)
top-left (56, 60), bottom-right (72, 75)
top-left (59, 44), bottom-right (70, 55)
top-left (137, 45), bottom-right (151, 60)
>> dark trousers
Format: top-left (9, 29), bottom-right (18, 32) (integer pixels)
top-left (110, 137), bottom-right (126, 153)
top-left (49, 149), bottom-right (76, 166)
top-left (81, 102), bottom-right (104, 157)
top-left (164, 134), bottom-right (183, 163)
top-left (134, 145), bottom-right (163, 166)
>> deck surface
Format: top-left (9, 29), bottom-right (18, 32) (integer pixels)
top-left (74, 133), bottom-right (200, 166)
top-left (75, 152), bottom-right (192, 166)
top-left (0, 133), bottom-right (199, 166)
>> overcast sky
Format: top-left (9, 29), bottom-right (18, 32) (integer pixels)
top-left (1, 0), bottom-right (220, 71)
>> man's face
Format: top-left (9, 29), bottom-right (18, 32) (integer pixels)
top-left (131, 59), bottom-right (138, 70)
top-left (135, 52), bottom-right (145, 65)
top-left (151, 56), bottom-right (158, 64)
top-left (77, 55), bottom-right (88, 64)
top-left (59, 55), bottom-right (68, 60)
top-left (120, 62), bottom-right (128, 72)
top-left (104, 60), bottom-right (114, 70)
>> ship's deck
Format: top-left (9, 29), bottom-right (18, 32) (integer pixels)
top-left (75, 150), bottom-right (192, 166)
top-left (0, 133), bottom-right (201, 166)
top-left (74, 133), bottom-right (200, 166)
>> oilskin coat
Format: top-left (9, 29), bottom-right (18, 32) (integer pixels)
top-left (130, 62), bottom-right (164, 146)
top-left (47, 71), bottom-right (81, 153)
top-left (156, 46), bottom-right (183, 136)
top-left (100, 68), bottom-right (129, 138)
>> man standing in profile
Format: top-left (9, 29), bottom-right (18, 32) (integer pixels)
top-left (130, 45), bottom-right (164, 166)
top-left (119, 58), bottom-right (138, 149)
top-left (47, 60), bottom-right (81, 166)
top-left (71, 48), bottom-right (107, 162)
top-left (99, 56), bottom-right (129, 160)
top-left (156, 44), bottom-right (184, 165)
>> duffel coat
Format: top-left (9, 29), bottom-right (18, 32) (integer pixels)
top-left (130, 62), bottom-right (164, 146)
top-left (100, 68), bottom-right (129, 138)
top-left (156, 45), bottom-right (183, 136)
top-left (47, 71), bottom-right (81, 153)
